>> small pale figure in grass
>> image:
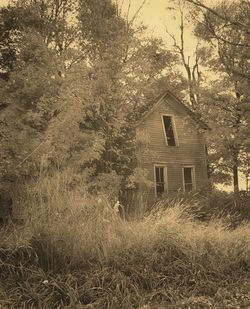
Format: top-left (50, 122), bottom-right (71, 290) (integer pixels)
top-left (113, 200), bottom-right (120, 213)
top-left (97, 198), bottom-right (102, 204)
top-left (114, 200), bottom-right (125, 219)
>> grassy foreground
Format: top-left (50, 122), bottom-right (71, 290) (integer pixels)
top-left (1, 176), bottom-right (250, 308)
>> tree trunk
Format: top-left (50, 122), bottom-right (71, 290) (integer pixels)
top-left (233, 164), bottom-right (239, 193)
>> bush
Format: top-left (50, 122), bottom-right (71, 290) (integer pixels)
top-left (197, 190), bottom-right (250, 227)
top-left (151, 190), bottom-right (250, 228)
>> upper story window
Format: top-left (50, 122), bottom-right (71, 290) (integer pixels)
top-left (162, 115), bottom-right (177, 146)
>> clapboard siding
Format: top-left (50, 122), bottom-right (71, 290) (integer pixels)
top-left (136, 94), bottom-right (208, 205)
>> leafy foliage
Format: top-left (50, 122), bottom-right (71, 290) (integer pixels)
top-left (174, 0), bottom-right (250, 190)
top-left (0, 0), bottom-right (178, 194)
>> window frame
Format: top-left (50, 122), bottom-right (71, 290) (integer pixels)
top-left (154, 164), bottom-right (168, 197)
top-left (182, 165), bottom-right (196, 192)
top-left (161, 114), bottom-right (179, 147)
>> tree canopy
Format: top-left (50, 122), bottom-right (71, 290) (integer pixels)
top-left (0, 0), bottom-right (179, 196)
top-left (1, 0), bottom-right (248, 195)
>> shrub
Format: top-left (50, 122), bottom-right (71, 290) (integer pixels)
top-left (198, 190), bottom-right (250, 227)
top-left (151, 190), bottom-right (250, 228)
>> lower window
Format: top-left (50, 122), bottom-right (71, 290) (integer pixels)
top-left (183, 166), bottom-right (195, 192)
top-left (155, 166), bottom-right (167, 197)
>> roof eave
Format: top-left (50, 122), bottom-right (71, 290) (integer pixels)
top-left (135, 90), bottom-right (210, 131)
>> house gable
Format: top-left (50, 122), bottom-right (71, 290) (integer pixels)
top-left (136, 90), bottom-right (209, 130)
top-left (135, 91), bottom-right (209, 203)
top-left (137, 95), bottom-right (206, 151)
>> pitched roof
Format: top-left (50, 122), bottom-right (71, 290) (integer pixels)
top-left (136, 90), bottom-right (209, 130)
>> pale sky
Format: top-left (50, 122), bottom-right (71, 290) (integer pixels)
top-left (129, 0), bottom-right (181, 35)
top-left (0, 0), bottom-right (211, 48)
top-left (0, 0), bottom-right (199, 57)
top-left (122, 0), bottom-right (211, 65)
top-left (0, 0), bottom-right (8, 6)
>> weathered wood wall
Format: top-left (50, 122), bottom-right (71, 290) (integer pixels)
top-left (136, 94), bottom-right (208, 205)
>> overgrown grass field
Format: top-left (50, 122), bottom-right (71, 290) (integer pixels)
top-left (1, 174), bottom-right (250, 308)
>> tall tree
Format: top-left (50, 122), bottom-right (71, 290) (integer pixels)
top-left (0, 0), bottom-right (178, 197)
top-left (166, 0), bottom-right (202, 110)
top-left (185, 0), bottom-right (250, 191)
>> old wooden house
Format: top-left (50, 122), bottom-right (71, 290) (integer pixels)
top-left (135, 90), bottom-right (209, 205)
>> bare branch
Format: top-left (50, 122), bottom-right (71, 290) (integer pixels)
top-left (165, 2), bottom-right (200, 109)
top-left (203, 14), bottom-right (250, 47)
top-left (126, 0), bottom-right (131, 27)
top-left (165, 26), bottom-right (180, 51)
top-left (117, 0), bottom-right (126, 16)
top-left (128, 0), bottom-right (147, 26)
top-left (185, 0), bottom-right (250, 34)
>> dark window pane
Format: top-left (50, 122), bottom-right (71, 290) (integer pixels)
top-left (156, 167), bottom-right (160, 182)
top-left (183, 167), bottom-right (193, 192)
top-left (184, 167), bottom-right (192, 184)
top-left (156, 183), bottom-right (164, 196)
top-left (159, 167), bottom-right (164, 182)
top-left (155, 167), bottom-right (165, 197)
top-left (156, 166), bottom-right (164, 183)
top-left (185, 183), bottom-right (193, 192)
top-left (162, 115), bottom-right (176, 146)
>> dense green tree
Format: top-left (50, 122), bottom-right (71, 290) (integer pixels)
top-left (0, 0), bottom-right (178, 198)
top-left (185, 0), bottom-right (250, 191)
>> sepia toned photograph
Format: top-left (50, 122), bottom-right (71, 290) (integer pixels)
top-left (0, 0), bottom-right (249, 308)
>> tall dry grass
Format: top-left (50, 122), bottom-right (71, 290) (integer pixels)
top-left (1, 172), bottom-right (250, 308)
top-left (11, 171), bottom-right (129, 271)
